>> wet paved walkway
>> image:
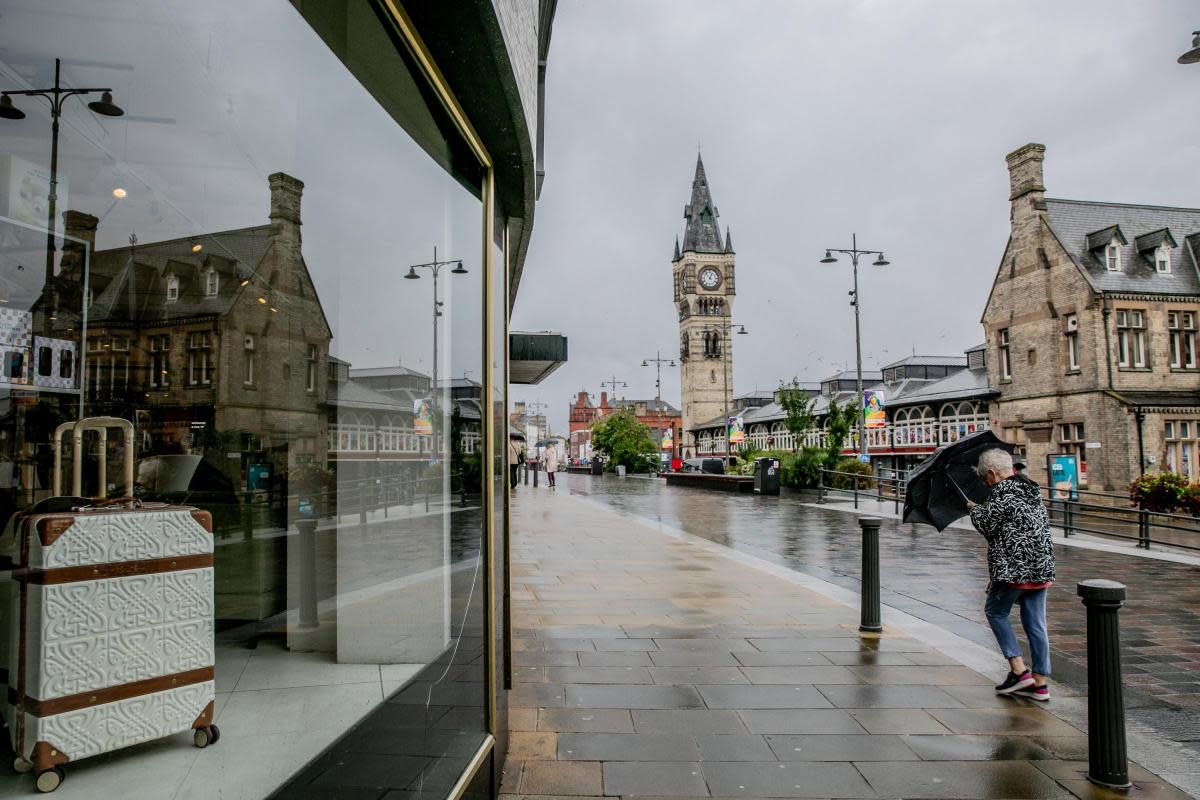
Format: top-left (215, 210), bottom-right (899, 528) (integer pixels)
top-left (503, 487), bottom-right (1188, 799)
top-left (558, 474), bottom-right (1200, 752)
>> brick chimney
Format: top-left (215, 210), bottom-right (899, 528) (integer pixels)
top-left (268, 172), bottom-right (303, 243)
top-left (599, 391), bottom-right (609, 412)
top-left (1005, 143), bottom-right (1048, 272)
top-left (59, 210), bottom-right (98, 280)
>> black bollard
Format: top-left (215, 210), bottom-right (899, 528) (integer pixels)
top-left (859, 517), bottom-right (882, 633)
top-left (1077, 579), bottom-right (1131, 790)
top-left (533, 463), bottom-right (539, 488)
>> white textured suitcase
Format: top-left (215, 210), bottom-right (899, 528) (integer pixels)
top-left (4, 417), bottom-right (220, 793)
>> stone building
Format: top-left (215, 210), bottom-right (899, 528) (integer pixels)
top-left (567, 389), bottom-right (681, 462)
top-left (673, 154), bottom-right (737, 456)
top-left (65, 172), bottom-right (331, 492)
top-left (982, 143), bottom-right (1200, 490)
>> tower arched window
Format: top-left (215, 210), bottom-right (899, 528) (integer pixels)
top-left (711, 331), bottom-right (721, 356)
top-left (702, 331), bottom-right (712, 355)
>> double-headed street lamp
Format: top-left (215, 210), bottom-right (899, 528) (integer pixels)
top-left (1, 58), bottom-right (125, 302)
top-left (820, 234), bottom-right (890, 460)
top-left (641, 351), bottom-right (676, 409)
top-left (404, 247), bottom-right (468, 415)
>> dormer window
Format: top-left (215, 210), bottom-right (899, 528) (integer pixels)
top-left (204, 268), bottom-right (219, 296)
top-left (1156, 243), bottom-right (1172, 274)
top-left (166, 275), bottom-right (179, 302)
top-left (1105, 243), bottom-right (1121, 272)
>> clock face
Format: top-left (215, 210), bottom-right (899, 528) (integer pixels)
top-left (699, 267), bottom-right (721, 289)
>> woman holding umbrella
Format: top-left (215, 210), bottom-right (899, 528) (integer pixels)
top-left (966, 448), bottom-right (1055, 701)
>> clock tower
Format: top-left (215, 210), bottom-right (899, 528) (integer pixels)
top-left (673, 154), bottom-right (735, 457)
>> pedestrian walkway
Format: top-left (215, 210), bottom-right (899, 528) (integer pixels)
top-left (502, 488), bottom-right (1189, 799)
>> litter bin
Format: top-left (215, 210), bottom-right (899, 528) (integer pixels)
top-left (590, 458), bottom-right (603, 476)
top-left (754, 457), bottom-right (781, 495)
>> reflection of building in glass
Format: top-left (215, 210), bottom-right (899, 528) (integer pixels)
top-left (58, 173), bottom-right (330, 502)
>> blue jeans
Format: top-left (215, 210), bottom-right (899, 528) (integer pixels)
top-left (984, 585), bottom-right (1051, 676)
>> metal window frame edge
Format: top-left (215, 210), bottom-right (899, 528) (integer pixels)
top-left (375, 0), bottom-right (503, 793)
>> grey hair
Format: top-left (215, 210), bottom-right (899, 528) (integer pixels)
top-left (975, 448), bottom-right (1014, 478)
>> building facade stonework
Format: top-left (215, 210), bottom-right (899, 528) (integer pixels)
top-left (673, 155), bottom-right (736, 456)
top-left (982, 143), bottom-right (1200, 491)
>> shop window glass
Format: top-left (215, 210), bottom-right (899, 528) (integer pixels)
top-left (0, 2), bottom-right (491, 797)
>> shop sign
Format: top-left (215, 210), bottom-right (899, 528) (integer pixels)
top-left (1047, 453), bottom-right (1079, 501)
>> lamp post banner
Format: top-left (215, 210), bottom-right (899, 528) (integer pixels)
top-left (661, 426), bottom-right (673, 451)
top-left (864, 390), bottom-right (886, 428)
top-left (728, 416), bottom-right (745, 445)
top-left (413, 397), bottom-right (433, 436)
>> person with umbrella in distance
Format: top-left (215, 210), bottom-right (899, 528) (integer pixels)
top-left (966, 448), bottom-right (1055, 701)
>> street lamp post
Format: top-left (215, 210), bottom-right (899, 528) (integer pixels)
top-left (404, 247), bottom-right (468, 430)
top-left (1, 58), bottom-right (125, 302)
top-left (600, 375), bottom-right (627, 402)
top-left (702, 318), bottom-right (747, 457)
top-left (642, 351), bottom-right (677, 459)
top-left (820, 234), bottom-right (890, 462)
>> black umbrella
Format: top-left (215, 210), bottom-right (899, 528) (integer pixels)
top-left (902, 429), bottom-right (1016, 532)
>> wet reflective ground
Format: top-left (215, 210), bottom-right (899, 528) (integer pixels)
top-left (559, 474), bottom-right (1200, 753)
top-left (505, 486), bottom-right (1192, 799)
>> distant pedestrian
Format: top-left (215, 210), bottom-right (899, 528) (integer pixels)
top-left (544, 445), bottom-right (558, 489)
top-left (508, 437), bottom-right (521, 489)
top-left (967, 448), bottom-right (1055, 701)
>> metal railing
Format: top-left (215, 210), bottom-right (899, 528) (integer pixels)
top-left (814, 466), bottom-right (1200, 552)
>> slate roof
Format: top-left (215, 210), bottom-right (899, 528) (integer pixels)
top-left (349, 365), bottom-right (430, 381)
top-left (88, 226), bottom-right (268, 324)
top-left (822, 369), bottom-right (884, 383)
top-left (881, 354), bottom-right (968, 370)
top-left (1044, 198), bottom-right (1200, 296)
top-left (1108, 389), bottom-right (1200, 410)
top-left (680, 154), bottom-right (724, 254)
top-left (327, 379), bottom-right (411, 412)
top-left (612, 398), bottom-right (681, 414)
top-left (885, 368), bottom-right (995, 407)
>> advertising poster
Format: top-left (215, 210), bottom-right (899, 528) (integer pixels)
top-left (661, 426), bottom-right (673, 451)
top-left (728, 416), bottom-right (745, 445)
top-left (1047, 453), bottom-right (1079, 501)
top-left (413, 397), bottom-right (433, 436)
top-left (864, 389), bottom-right (886, 428)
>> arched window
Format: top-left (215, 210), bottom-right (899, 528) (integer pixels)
top-left (711, 331), bottom-right (721, 356)
top-left (703, 331), bottom-right (712, 355)
top-left (204, 268), bottom-right (219, 297)
top-left (166, 275), bottom-right (179, 302)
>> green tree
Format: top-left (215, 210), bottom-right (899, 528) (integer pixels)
top-left (823, 398), bottom-right (857, 469)
top-left (777, 378), bottom-right (816, 451)
top-left (590, 410), bottom-right (657, 472)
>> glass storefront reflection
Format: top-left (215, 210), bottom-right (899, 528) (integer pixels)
top-left (0, 1), bottom-right (495, 796)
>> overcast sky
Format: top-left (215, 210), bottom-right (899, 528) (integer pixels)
top-left (510, 0), bottom-right (1198, 433)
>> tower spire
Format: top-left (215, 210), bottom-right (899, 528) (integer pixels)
top-left (724, 227), bottom-right (734, 253)
top-left (681, 152), bottom-right (723, 254)
top-left (673, 236), bottom-right (681, 261)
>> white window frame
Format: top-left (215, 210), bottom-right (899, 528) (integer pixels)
top-left (1164, 419), bottom-right (1198, 480)
top-left (1105, 241), bottom-right (1121, 272)
top-left (1116, 309), bottom-right (1146, 368)
top-left (188, 332), bottom-right (212, 386)
top-left (1058, 422), bottom-right (1088, 484)
top-left (998, 328), bottom-right (1011, 380)
top-left (205, 268), bottom-right (219, 297)
top-left (1156, 243), bottom-right (1172, 274)
top-left (1168, 311), bottom-right (1197, 370)
top-left (149, 335), bottom-right (170, 387)
top-left (243, 335), bottom-right (255, 385)
top-left (166, 275), bottom-right (180, 302)
top-left (1064, 314), bottom-right (1079, 372)
top-left (306, 344), bottom-right (317, 392)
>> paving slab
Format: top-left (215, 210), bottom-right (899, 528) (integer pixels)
top-left (503, 488), bottom-right (1182, 800)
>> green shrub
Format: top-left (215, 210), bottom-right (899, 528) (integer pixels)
top-left (1129, 472), bottom-right (1189, 513)
top-left (780, 447), bottom-right (824, 489)
top-left (829, 457), bottom-right (875, 490)
top-left (1180, 483), bottom-right (1200, 517)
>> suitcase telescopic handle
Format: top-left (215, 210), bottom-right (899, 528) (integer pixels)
top-left (52, 417), bottom-right (135, 500)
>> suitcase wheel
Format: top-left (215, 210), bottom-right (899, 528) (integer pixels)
top-left (193, 725), bottom-right (220, 748)
top-left (35, 767), bottom-right (63, 793)
top-left (12, 757), bottom-right (32, 774)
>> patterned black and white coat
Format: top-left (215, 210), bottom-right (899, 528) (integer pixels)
top-left (969, 475), bottom-right (1055, 585)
